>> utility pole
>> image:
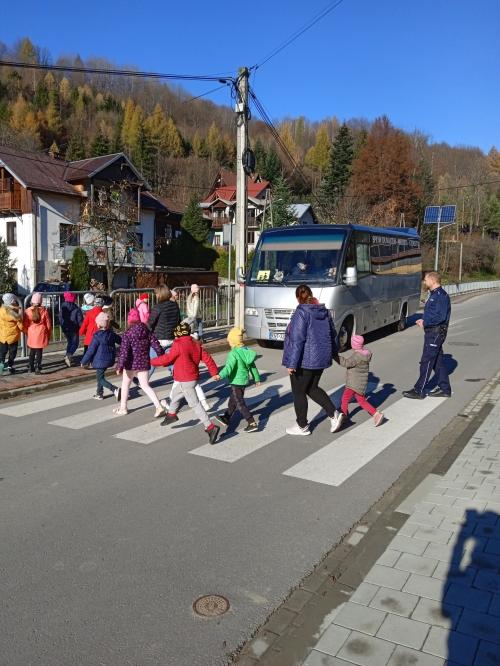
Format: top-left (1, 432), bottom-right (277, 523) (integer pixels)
top-left (234, 67), bottom-right (249, 329)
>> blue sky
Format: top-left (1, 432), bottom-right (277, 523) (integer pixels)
top-left (3, 0), bottom-right (499, 152)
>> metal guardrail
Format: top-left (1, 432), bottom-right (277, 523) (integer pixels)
top-left (443, 280), bottom-right (500, 296)
top-left (18, 285), bottom-right (235, 358)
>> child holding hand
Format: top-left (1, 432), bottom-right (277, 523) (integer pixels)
top-left (334, 334), bottom-right (384, 428)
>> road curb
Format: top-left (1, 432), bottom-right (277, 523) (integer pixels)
top-left (233, 370), bottom-right (500, 664)
top-left (0, 338), bottom-right (256, 402)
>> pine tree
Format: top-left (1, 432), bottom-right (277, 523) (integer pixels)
top-left (46, 89), bottom-right (62, 134)
top-left (485, 194), bottom-right (500, 233)
top-left (262, 148), bottom-right (282, 183)
top-left (318, 123), bottom-right (354, 219)
top-left (120, 98), bottom-right (135, 150)
top-left (181, 194), bottom-right (210, 243)
top-left (269, 175), bottom-right (297, 228)
top-left (70, 247), bottom-right (90, 290)
top-left (164, 116), bottom-right (183, 157)
top-left (90, 128), bottom-right (110, 157)
top-left (253, 138), bottom-right (267, 174)
top-left (65, 132), bottom-right (86, 161)
top-left (0, 239), bottom-right (16, 293)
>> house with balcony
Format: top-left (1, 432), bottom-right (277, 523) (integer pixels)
top-left (200, 169), bottom-right (271, 250)
top-left (0, 146), bottom-right (180, 292)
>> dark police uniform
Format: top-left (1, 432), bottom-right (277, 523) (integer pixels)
top-left (414, 286), bottom-right (451, 395)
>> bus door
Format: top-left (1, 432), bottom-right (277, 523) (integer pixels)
top-left (343, 232), bottom-right (373, 333)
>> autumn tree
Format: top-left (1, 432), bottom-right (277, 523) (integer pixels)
top-left (487, 148), bottom-right (500, 178)
top-left (305, 125), bottom-right (330, 174)
top-left (349, 117), bottom-right (423, 226)
top-left (78, 182), bottom-right (143, 289)
top-left (65, 132), bottom-right (86, 160)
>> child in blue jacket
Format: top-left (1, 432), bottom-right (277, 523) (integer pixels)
top-left (81, 312), bottom-right (122, 400)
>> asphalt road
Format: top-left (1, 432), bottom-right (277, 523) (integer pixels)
top-left (0, 291), bottom-right (498, 666)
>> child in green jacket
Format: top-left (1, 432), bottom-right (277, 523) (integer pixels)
top-left (214, 327), bottom-right (261, 433)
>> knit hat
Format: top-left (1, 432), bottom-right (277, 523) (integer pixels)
top-left (127, 308), bottom-right (141, 324)
top-left (94, 295), bottom-right (104, 307)
top-left (191, 283), bottom-right (200, 294)
top-left (63, 291), bottom-right (76, 303)
top-left (138, 293), bottom-right (149, 301)
top-left (174, 322), bottom-right (192, 338)
top-left (95, 312), bottom-right (110, 329)
top-left (2, 293), bottom-right (17, 307)
top-left (351, 334), bottom-right (371, 357)
top-left (31, 292), bottom-right (42, 306)
top-left (83, 293), bottom-right (94, 305)
top-left (227, 327), bottom-right (244, 348)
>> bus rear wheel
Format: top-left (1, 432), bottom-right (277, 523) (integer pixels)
top-left (338, 317), bottom-right (353, 352)
top-left (394, 304), bottom-right (407, 332)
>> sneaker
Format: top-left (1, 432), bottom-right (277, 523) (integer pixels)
top-left (373, 411), bottom-right (385, 427)
top-left (403, 389), bottom-right (424, 400)
top-left (64, 356), bottom-right (71, 368)
top-left (286, 423), bottom-right (311, 436)
top-left (93, 393), bottom-right (104, 400)
top-left (161, 413), bottom-right (179, 427)
top-left (114, 387), bottom-right (121, 402)
top-left (213, 414), bottom-right (230, 427)
top-left (244, 421), bottom-right (258, 433)
top-left (160, 398), bottom-right (170, 411)
top-left (82, 364), bottom-right (91, 370)
top-left (428, 387), bottom-right (451, 398)
top-left (113, 407), bottom-right (128, 415)
top-left (8, 366), bottom-right (15, 375)
top-left (201, 399), bottom-right (210, 412)
top-left (330, 411), bottom-right (345, 433)
top-left (154, 406), bottom-right (165, 418)
top-left (207, 423), bottom-right (220, 444)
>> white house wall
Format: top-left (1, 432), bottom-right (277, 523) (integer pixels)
top-left (0, 212), bottom-right (35, 294)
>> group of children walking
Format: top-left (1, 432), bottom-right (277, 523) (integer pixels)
top-left (1, 286), bottom-right (385, 443)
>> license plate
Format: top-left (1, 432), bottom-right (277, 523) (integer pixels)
top-left (269, 331), bottom-right (285, 341)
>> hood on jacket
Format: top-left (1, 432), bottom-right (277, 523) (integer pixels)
top-left (2, 303), bottom-right (22, 320)
top-left (299, 302), bottom-right (329, 320)
top-left (234, 346), bottom-right (257, 365)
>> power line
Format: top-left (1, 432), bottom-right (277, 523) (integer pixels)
top-left (0, 60), bottom-right (235, 85)
top-left (183, 83), bottom-right (229, 104)
top-left (252, 0), bottom-right (346, 70)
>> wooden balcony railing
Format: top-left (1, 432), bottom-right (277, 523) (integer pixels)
top-left (0, 190), bottom-right (22, 211)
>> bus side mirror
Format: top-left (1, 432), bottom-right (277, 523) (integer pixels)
top-left (344, 266), bottom-right (358, 287)
top-left (236, 267), bottom-right (246, 285)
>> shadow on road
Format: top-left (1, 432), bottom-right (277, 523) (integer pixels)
top-left (444, 508), bottom-right (500, 664)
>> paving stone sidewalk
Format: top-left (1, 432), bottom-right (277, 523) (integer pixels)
top-left (238, 373), bottom-right (500, 666)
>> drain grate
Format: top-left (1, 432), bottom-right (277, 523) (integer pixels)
top-left (193, 594), bottom-right (230, 617)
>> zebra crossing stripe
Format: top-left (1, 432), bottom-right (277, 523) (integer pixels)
top-left (113, 374), bottom-right (288, 445)
top-left (189, 384), bottom-right (344, 463)
top-left (283, 395), bottom-right (446, 487)
top-left (0, 385), bottom-right (101, 417)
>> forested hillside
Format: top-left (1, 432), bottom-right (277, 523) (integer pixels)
top-left (1, 37), bottom-right (500, 277)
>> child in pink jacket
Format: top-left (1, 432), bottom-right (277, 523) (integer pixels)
top-left (23, 292), bottom-right (52, 374)
top-left (135, 293), bottom-right (150, 324)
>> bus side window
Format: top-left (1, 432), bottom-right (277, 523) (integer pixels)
top-left (355, 232), bottom-right (371, 276)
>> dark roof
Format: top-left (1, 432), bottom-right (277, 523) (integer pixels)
top-left (0, 146), bottom-right (151, 198)
top-left (63, 153), bottom-right (123, 181)
top-left (141, 191), bottom-right (184, 216)
top-left (0, 146), bottom-right (79, 196)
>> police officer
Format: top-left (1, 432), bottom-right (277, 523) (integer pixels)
top-left (403, 271), bottom-right (452, 399)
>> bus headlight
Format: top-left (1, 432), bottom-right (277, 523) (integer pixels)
top-left (245, 307), bottom-right (259, 316)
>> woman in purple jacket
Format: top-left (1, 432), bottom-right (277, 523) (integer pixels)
top-left (114, 308), bottom-right (165, 417)
top-left (282, 284), bottom-right (342, 436)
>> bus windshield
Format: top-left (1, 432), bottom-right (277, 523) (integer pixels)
top-left (249, 228), bottom-right (347, 285)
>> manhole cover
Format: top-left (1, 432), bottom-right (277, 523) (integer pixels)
top-left (193, 594), bottom-right (230, 617)
top-left (448, 342), bottom-right (479, 347)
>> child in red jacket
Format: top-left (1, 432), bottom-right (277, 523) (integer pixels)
top-left (151, 322), bottom-right (220, 444)
top-left (79, 295), bottom-right (104, 353)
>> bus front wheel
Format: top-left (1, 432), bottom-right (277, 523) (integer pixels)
top-left (338, 317), bottom-right (353, 352)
